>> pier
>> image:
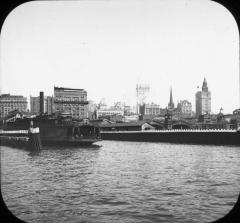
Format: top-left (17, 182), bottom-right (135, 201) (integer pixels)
top-left (0, 127), bottom-right (42, 151)
top-left (100, 129), bottom-right (240, 145)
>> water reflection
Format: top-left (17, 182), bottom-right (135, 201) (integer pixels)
top-left (28, 150), bottom-right (41, 157)
top-left (42, 144), bottom-right (102, 150)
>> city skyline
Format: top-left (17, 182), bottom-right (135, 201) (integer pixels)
top-left (0, 78), bottom-right (234, 115)
top-left (0, 0), bottom-right (239, 113)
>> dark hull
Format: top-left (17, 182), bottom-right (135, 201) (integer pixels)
top-left (101, 131), bottom-right (240, 145)
top-left (0, 132), bottom-right (42, 151)
top-left (2, 117), bottom-right (102, 146)
top-left (0, 136), bottom-right (29, 148)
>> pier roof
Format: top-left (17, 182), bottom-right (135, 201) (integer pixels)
top-left (99, 121), bottom-right (152, 128)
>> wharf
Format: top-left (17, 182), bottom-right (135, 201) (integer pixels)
top-left (100, 129), bottom-right (240, 145)
top-left (0, 128), bottom-right (42, 151)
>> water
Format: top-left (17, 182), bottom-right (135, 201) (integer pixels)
top-left (1, 141), bottom-right (240, 223)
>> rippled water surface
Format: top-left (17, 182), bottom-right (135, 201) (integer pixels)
top-left (1, 141), bottom-right (240, 223)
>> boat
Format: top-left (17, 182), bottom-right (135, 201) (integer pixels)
top-left (1, 113), bottom-right (101, 146)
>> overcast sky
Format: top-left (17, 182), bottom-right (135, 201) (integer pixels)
top-left (0, 0), bottom-right (239, 113)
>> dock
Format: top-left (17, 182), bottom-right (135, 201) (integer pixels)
top-left (100, 129), bottom-right (240, 145)
top-left (0, 127), bottom-right (42, 151)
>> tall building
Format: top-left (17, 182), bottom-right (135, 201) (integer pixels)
top-left (177, 100), bottom-right (192, 117)
top-left (30, 96), bottom-right (40, 114)
top-left (54, 87), bottom-right (89, 119)
top-left (168, 87), bottom-right (174, 110)
top-left (136, 84), bottom-right (150, 114)
top-left (0, 94), bottom-right (27, 118)
top-left (88, 100), bottom-right (98, 120)
top-left (30, 95), bottom-right (54, 115)
top-left (46, 96), bottom-right (55, 114)
top-left (195, 78), bottom-right (211, 117)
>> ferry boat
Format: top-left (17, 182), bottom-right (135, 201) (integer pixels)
top-left (1, 113), bottom-right (101, 146)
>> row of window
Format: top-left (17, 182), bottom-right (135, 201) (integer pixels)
top-left (56, 104), bottom-right (86, 107)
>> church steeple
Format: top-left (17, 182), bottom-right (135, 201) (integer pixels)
top-left (202, 77), bottom-right (208, 92)
top-left (168, 87), bottom-right (174, 109)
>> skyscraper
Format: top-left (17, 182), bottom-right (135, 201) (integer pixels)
top-left (195, 78), bottom-right (211, 117)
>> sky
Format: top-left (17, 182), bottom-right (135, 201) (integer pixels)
top-left (0, 0), bottom-right (239, 114)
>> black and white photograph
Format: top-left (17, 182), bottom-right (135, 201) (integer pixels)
top-left (0, 0), bottom-right (240, 222)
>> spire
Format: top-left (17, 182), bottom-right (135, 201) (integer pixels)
top-left (170, 87), bottom-right (173, 104)
top-left (168, 87), bottom-right (174, 109)
top-left (202, 77), bottom-right (208, 92)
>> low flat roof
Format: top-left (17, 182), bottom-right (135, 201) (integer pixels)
top-left (99, 121), bottom-right (151, 128)
top-left (54, 87), bottom-right (85, 91)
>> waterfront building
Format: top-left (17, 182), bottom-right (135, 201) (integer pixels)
top-left (233, 108), bottom-right (240, 116)
top-left (123, 115), bottom-right (139, 122)
top-left (96, 108), bottom-right (124, 119)
top-left (98, 98), bottom-right (108, 110)
top-left (30, 95), bottom-right (54, 115)
top-left (195, 78), bottom-right (211, 117)
top-left (123, 105), bottom-right (132, 115)
top-left (139, 103), bottom-right (161, 119)
top-left (0, 94), bottom-right (27, 118)
top-left (99, 121), bottom-right (155, 131)
top-left (46, 96), bottom-right (55, 114)
top-left (112, 102), bottom-right (125, 110)
top-left (30, 96), bottom-right (39, 114)
top-left (54, 87), bottom-right (89, 119)
top-left (230, 109), bottom-right (240, 129)
top-left (177, 100), bottom-right (192, 117)
top-left (87, 100), bottom-right (98, 120)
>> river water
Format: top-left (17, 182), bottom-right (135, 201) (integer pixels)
top-left (1, 141), bottom-right (240, 223)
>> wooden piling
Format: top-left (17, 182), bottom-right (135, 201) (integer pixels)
top-left (28, 127), bottom-right (42, 151)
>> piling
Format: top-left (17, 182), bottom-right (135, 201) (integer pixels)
top-left (28, 127), bottom-right (42, 151)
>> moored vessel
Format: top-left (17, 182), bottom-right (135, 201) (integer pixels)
top-left (1, 113), bottom-right (101, 146)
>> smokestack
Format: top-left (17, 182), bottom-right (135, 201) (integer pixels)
top-left (40, 91), bottom-right (44, 115)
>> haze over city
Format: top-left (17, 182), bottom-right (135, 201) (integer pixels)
top-left (0, 0), bottom-right (239, 113)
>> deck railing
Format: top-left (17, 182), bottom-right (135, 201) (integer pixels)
top-left (101, 129), bottom-right (237, 133)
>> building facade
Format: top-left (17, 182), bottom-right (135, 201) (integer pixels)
top-left (46, 96), bottom-right (55, 114)
top-left (96, 109), bottom-right (124, 119)
top-left (54, 87), bottom-right (89, 119)
top-left (177, 100), bottom-right (192, 117)
top-left (139, 103), bottom-right (161, 116)
top-left (87, 100), bottom-right (98, 120)
top-left (195, 78), bottom-right (211, 117)
top-left (30, 96), bottom-right (40, 114)
top-left (30, 95), bottom-right (54, 115)
top-left (0, 94), bottom-right (28, 118)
